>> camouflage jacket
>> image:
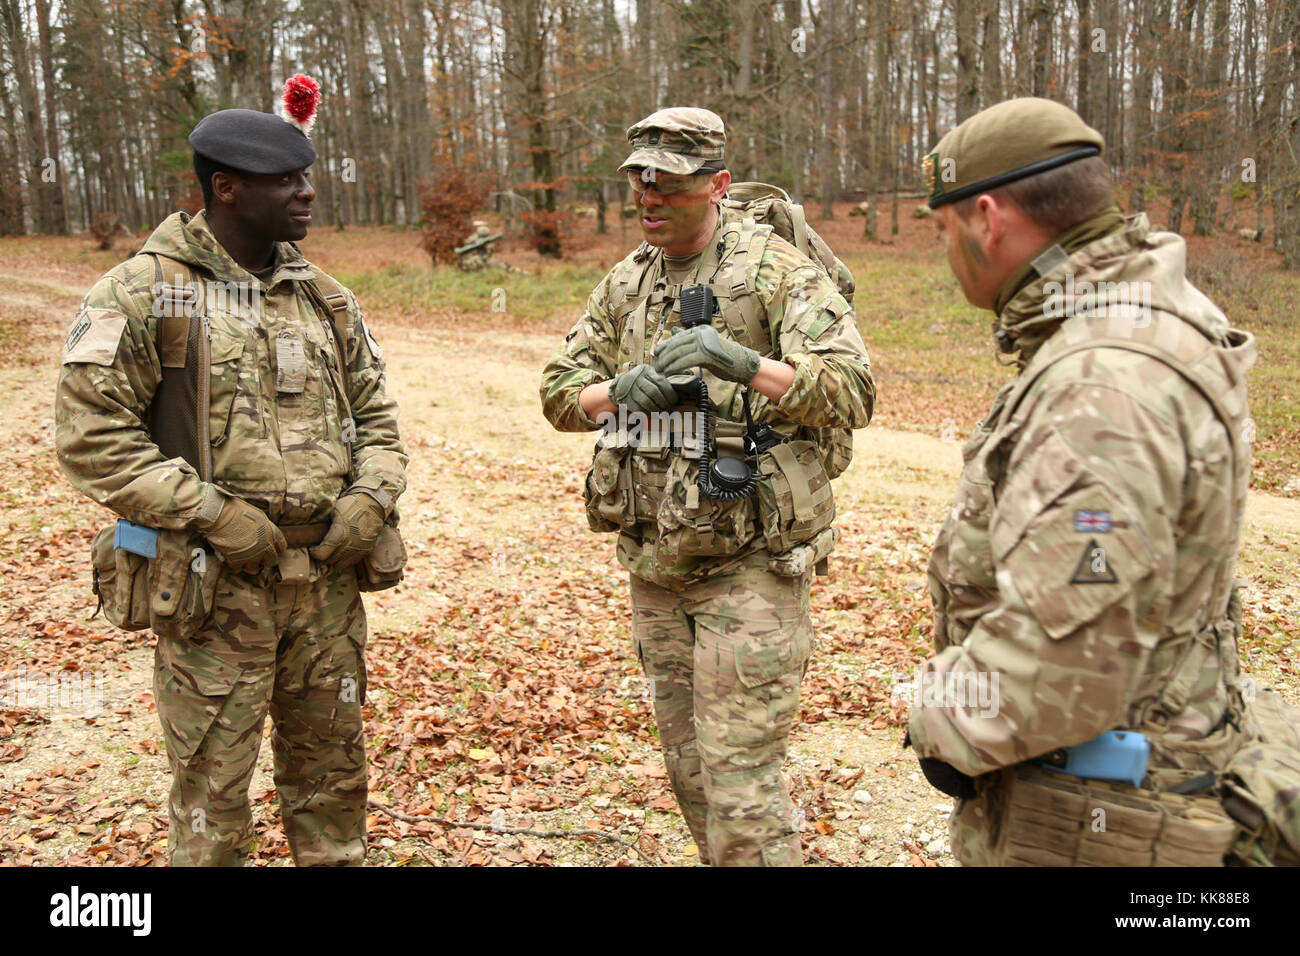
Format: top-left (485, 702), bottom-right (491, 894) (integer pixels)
top-left (55, 211), bottom-right (407, 530)
top-left (539, 215), bottom-right (874, 585)
top-left (908, 215), bottom-right (1257, 859)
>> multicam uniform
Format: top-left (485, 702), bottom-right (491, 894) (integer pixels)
top-left (908, 215), bottom-right (1258, 865)
top-left (541, 213), bottom-right (874, 865)
top-left (56, 210), bottom-right (407, 865)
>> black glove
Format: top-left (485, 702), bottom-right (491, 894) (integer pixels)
top-left (904, 730), bottom-right (977, 801)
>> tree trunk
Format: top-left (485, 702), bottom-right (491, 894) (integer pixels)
top-left (34, 0), bottom-right (65, 233)
top-left (820, 0), bottom-right (835, 218)
top-left (955, 0), bottom-right (979, 122)
top-left (0, 0), bottom-right (50, 232)
top-left (980, 0), bottom-right (1003, 106)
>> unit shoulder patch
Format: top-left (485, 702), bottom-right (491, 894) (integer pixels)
top-left (61, 308), bottom-right (128, 366)
top-left (1070, 536), bottom-right (1119, 584)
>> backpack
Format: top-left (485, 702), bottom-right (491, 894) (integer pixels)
top-left (723, 183), bottom-right (856, 478)
top-left (720, 182), bottom-right (856, 307)
top-left (1221, 688), bottom-right (1300, 866)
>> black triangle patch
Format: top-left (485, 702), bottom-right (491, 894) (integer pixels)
top-left (1071, 537), bottom-right (1119, 584)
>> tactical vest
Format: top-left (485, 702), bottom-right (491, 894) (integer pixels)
top-left (146, 252), bottom-right (353, 485)
top-left (584, 216), bottom-right (840, 572)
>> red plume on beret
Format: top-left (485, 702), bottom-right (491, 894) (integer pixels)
top-left (280, 74), bottom-right (320, 135)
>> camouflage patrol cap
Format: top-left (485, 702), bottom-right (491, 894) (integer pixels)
top-left (188, 108), bottom-right (316, 174)
top-left (923, 98), bottom-right (1103, 208)
top-left (619, 107), bottom-right (726, 176)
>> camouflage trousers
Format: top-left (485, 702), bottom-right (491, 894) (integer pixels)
top-left (152, 563), bottom-right (368, 866)
top-left (629, 559), bottom-right (812, 866)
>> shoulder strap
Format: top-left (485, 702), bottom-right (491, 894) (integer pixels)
top-left (788, 201), bottom-right (810, 258)
top-left (302, 266), bottom-right (351, 377)
top-left (999, 312), bottom-right (1246, 482)
top-left (147, 253), bottom-right (212, 481)
top-left (149, 253), bottom-right (199, 368)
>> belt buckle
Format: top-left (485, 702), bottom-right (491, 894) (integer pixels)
top-left (277, 547), bottom-right (312, 583)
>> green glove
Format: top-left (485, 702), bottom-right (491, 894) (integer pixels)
top-left (653, 325), bottom-right (761, 384)
top-left (201, 498), bottom-right (286, 573)
top-left (608, 363), bottom-right (679, 413)
top-left (310, 492), bottom-right (388, 569)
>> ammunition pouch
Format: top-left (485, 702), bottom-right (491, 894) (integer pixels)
top-left (91, 525), bottom-right (152, 632)
top-left (583, 442), bottom-right (634, 534)
top-left (755, 438), bottom-right (835, 555)
top-left (357, 520), bottom-right (407, 592)
top-left (656, 420), bottom-right (757, 565)
top-left (1220, 688), bottom-right (1300, 866)
top-left (990, 763), bottom-right (1238, 866)
top-left (581, 411), bottom-right (841, 570)
top-left (90, 525), bottom-right (222, 639)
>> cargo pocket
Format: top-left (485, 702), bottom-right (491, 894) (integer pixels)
top-left (90, 525), bottom-right (151, 631)
top-left (734, 625), bottom-right (813, 688)
top-left (154, 637), bottom-right (242, 767)
top-left (755, 439), bottom-right (835, 555)
top-left (357, 522), bottom-right (407, 592)
top-left (149, 530), bottom-right (223, 641)
top-left (725, 626), bottom-right (812, 751)
top-left (583, 443), bottom-right (632, 533)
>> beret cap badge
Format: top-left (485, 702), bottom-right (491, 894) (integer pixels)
top-left (186, 73), bottom-right (321, 174)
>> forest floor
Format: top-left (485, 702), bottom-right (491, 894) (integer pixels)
top-left (0, 203), bottom-right (1297, 866)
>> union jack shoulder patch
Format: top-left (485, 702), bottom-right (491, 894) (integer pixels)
top-left (1074, 510), bottom-right (1112, 533)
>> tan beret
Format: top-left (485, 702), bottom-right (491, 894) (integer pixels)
top-left (924, 98), bottom-right (1104, 208)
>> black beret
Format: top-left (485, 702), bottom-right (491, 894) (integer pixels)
top-left (187, 108), bottom-right (316, 174)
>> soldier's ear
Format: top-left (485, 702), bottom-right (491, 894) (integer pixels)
top-left (210, 170), bottom-right (242, 208)
top-left (709, 169), bottom-right (731, 203)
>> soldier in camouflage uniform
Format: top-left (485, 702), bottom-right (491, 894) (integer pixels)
top-left (55, 104), bottom-right (407, 865)
top-left (540, 108), bottom-right (874, 866)
top-left (906, 98), bottom-right (1258, 865)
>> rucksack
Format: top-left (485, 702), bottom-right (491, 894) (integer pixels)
top-left (719, 182), bottom-right (856, 478)
top-left (720, 182), bottom-right (856, 307)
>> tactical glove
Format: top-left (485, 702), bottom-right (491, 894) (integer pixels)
top-left (653, 324), bottom-right (761, 384)
top-left (310, 492), bottom-right (387, 569)
top-left (201, 498), bottom-right (286, 574)
top-left (608, 363), bottom-right (679, 414)
top-left (904, 730), bottom-right (977, 801)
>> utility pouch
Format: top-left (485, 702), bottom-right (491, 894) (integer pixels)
top-left (992, 763), bottom-right (1238, 866)
top-left (755, 439), bottom-right (835, 555)
top-left (91, 525), bottom-right (152, 631)
top-left (357, 522), bottom-right (407, 592)
top-left (583, 443), bottom-right (633, 533)
top-left (656, 421), bottom-right (757, 564)
top-left (1219, 688), bottom-right (1300, 866)
top-left (768, 526), bottom-right (838, 577)
top-left (148, 529), bottom-right (223, 641)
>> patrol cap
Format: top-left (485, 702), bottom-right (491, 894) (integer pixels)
top-left (924, 98), bottom-right (1103, 208)
top-left (619, 107), bottom-right (726, 176)
top-left (187, 108), bottom-right (317, 174)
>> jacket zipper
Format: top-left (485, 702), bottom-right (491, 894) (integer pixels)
top-left (198, 312), bottom-right (213, 482)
